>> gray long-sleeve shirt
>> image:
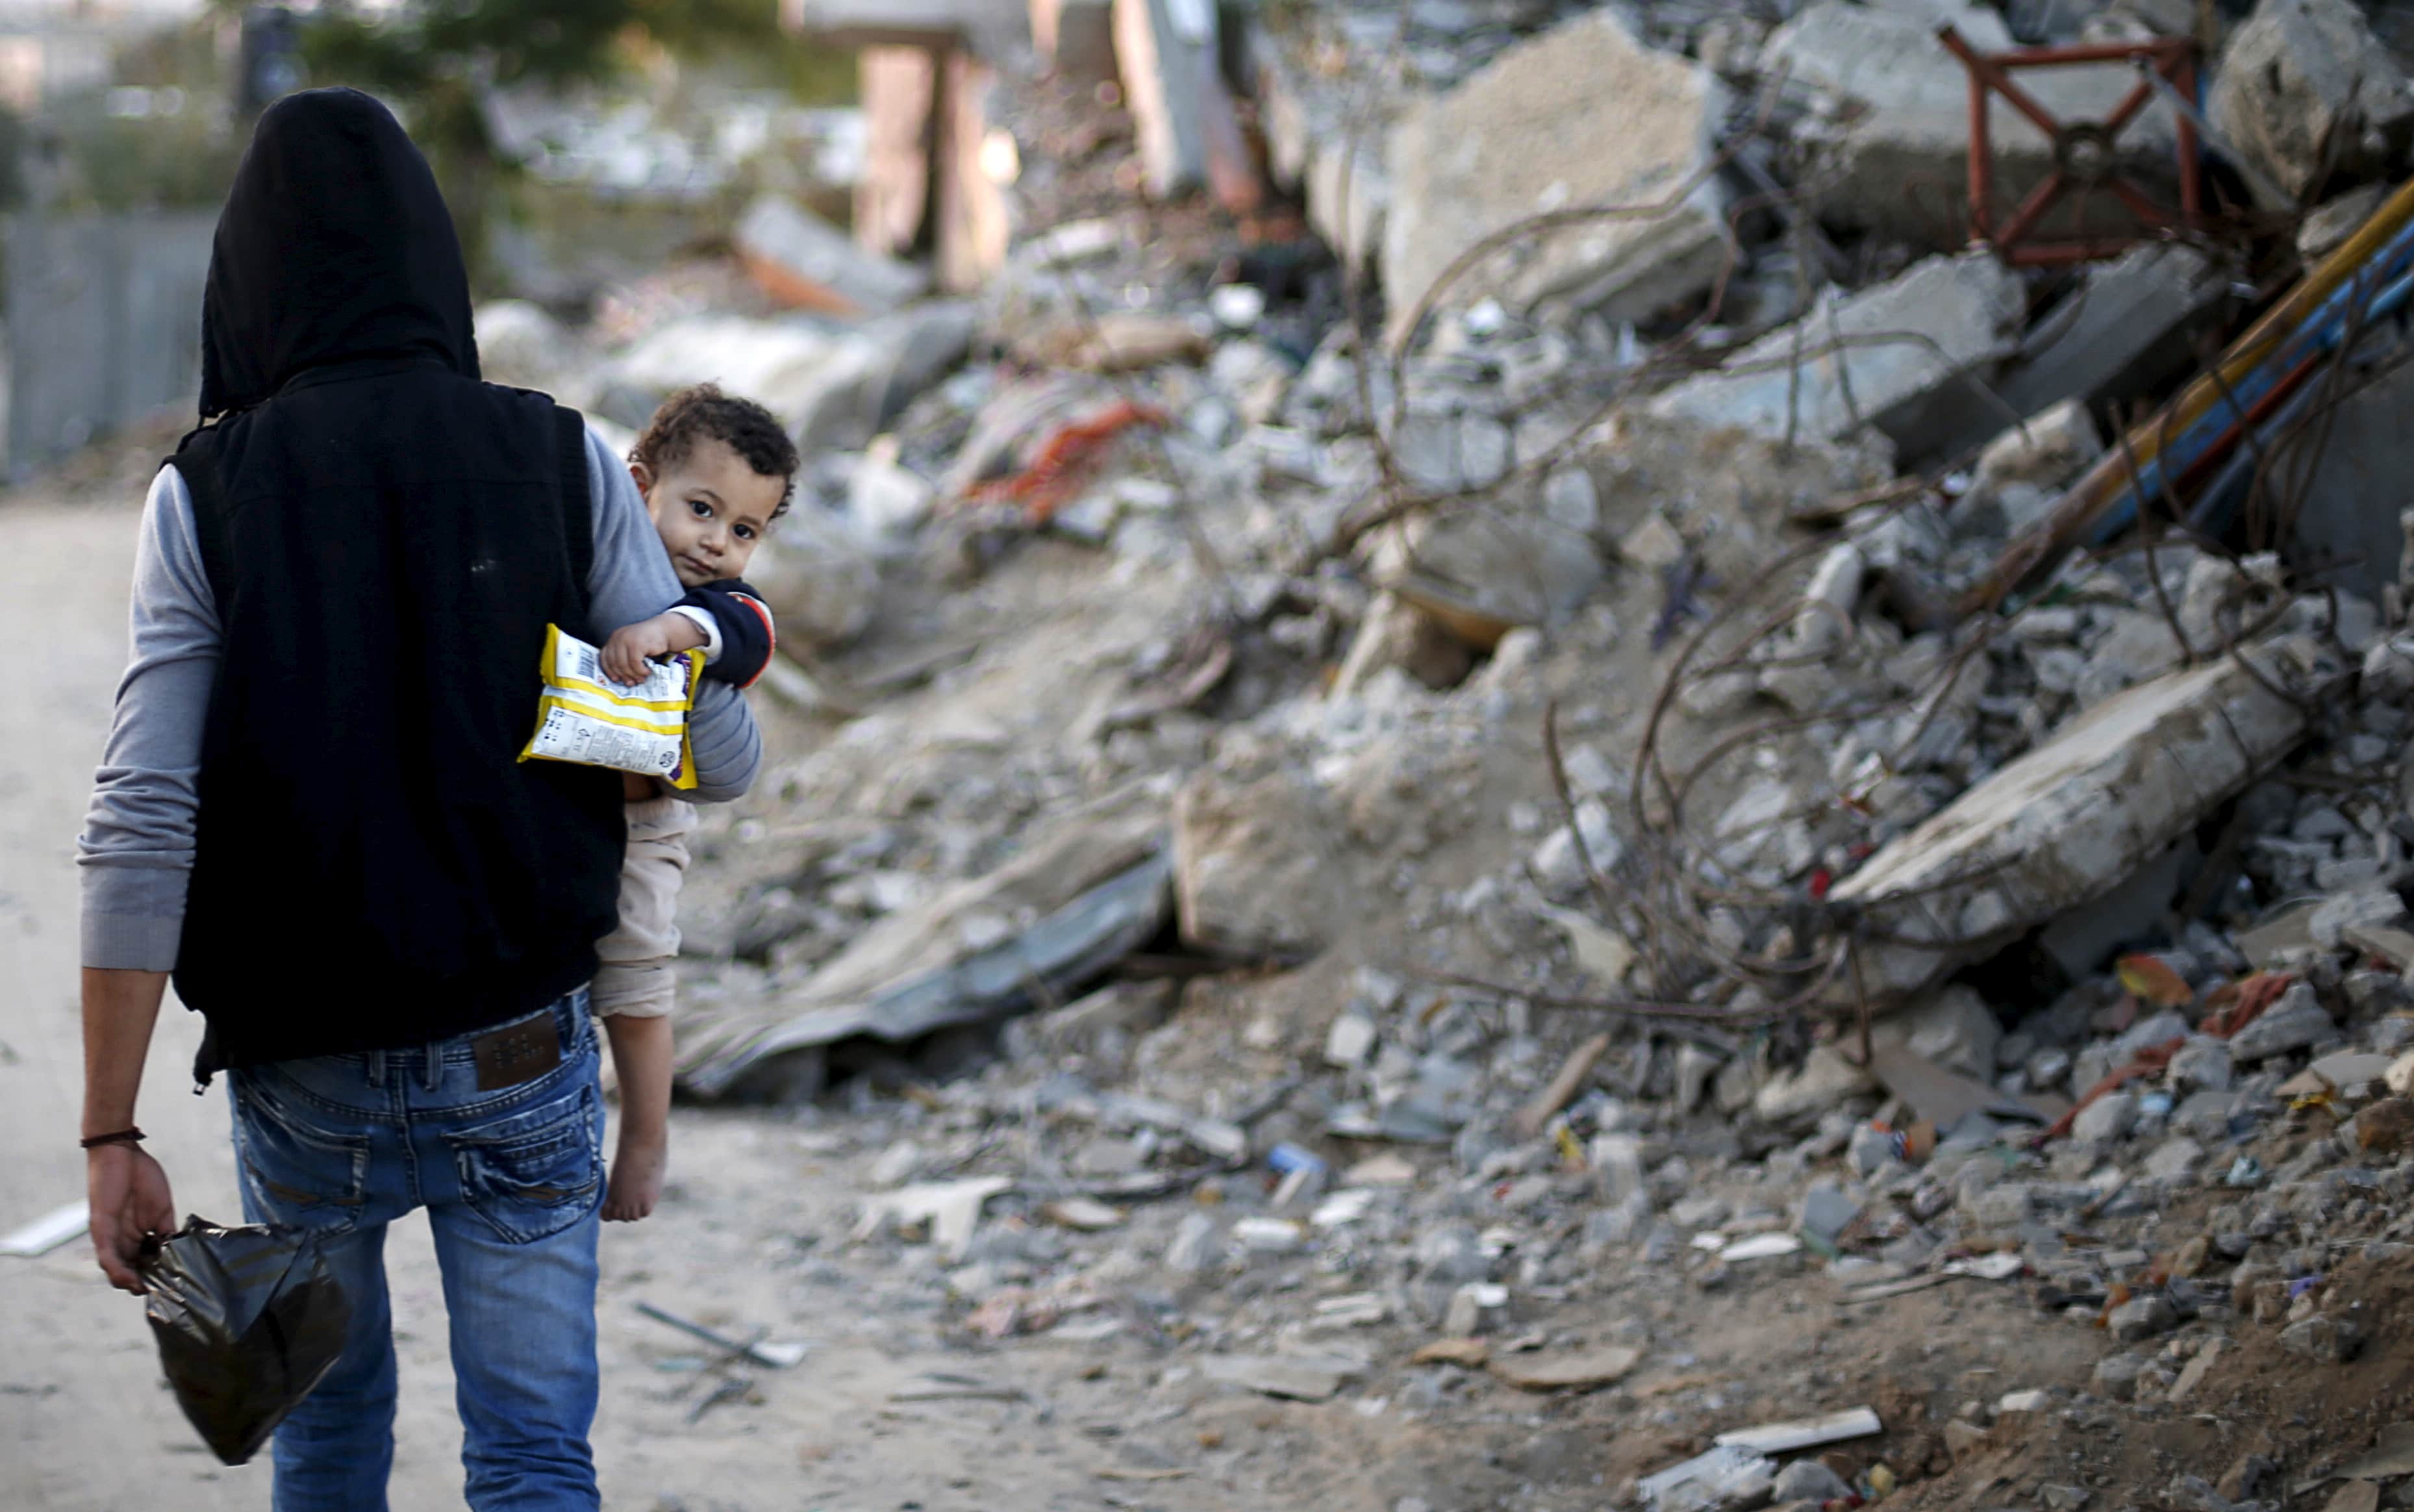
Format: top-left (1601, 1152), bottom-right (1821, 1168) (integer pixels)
top-left (77, 425), bottom-right (763, 971)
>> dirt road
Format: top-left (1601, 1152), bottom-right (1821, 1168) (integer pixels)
top-left (0, 444), bottom-right (1249, 1512)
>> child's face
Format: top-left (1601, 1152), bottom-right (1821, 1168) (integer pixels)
top-left (631, 436), bottom-right (784, 588)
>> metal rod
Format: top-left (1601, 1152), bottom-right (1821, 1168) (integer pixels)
top-left (635, 1302), bottom-right (798, 1369)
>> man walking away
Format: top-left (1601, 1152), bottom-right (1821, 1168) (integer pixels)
top-left (76, 88), bottom-right (761, 1511)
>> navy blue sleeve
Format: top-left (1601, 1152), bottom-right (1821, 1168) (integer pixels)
top-left (682, 578), bottom-right (775, 688)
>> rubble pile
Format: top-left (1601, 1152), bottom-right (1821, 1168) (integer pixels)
top-left (494, 0), bottom-right (2414, 1502)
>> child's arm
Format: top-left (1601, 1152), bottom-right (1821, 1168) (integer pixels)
top-left (599, 610), bottom-right (708, 687)
top-left (677, 580), bottom-right (777, 688)
top-left (601, 1011), bottom-right (673, 1222)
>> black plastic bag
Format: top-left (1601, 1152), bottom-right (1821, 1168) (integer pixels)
top-left (138, 1215), bottom-right (353, 1465)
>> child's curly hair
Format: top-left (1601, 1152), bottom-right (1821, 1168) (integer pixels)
top-left (629, 384), bottom-right (801, 517)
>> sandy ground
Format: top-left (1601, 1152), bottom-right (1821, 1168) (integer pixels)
top-left (0, 456), bottom-right (1253, 1512)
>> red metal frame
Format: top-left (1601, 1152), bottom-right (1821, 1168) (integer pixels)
top-left (1937, 27), bottom-right (2203, 267)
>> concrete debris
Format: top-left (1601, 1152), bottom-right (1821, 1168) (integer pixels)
top-left (746, 507), bottom-right (882, 648)
top-left (677, 788), bottom-right (1171, 1096)
top-left (2330, 1422), bottom-right (2414, 1483)
top-left (735, 192), bottom-right (931, 316)
top-left (1648, 253), bottom-right (2026, 455)
top-left (2209, 0), bottom-right (2414, 209)
top-left (1639, 1445), bottom-right (1777, 1512)
top-left (1989, 245), bottom-right (2232, 437)
top-left (1829, 636), bottom-right (2337, 1008)
top-left (1371, 485), bottom-right (1606, 641)
top-left (2289, 358), bottom-right (2414, 605)
top-left (2226, 983), bottom-right (2337, 1061)
top-left (2278, 1314), bottom-right (2365, 1364)
top-left (1381, 9), bottom-right (1728, 346)
top-left (1952, 400), bottom-right (2104, 539)
top-left (607, 304), bottom-right (974, 451)
top-left (1767, 1), bottom-right (2177, 248)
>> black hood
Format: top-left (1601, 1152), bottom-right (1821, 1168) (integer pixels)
top-left (199, 88), bottom-right (479, 419)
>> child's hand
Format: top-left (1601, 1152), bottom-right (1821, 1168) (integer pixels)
top-left (601, 618), bottom-right (676, 686)
top-left (604, 1124), bottom-right (666, 1222)
top-left (601, 612), bottom-right (710, 686)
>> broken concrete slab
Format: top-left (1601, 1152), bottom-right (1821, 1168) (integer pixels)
top-left (735, 193), bottom-right (929, 316)
top-left (1989, 244), bottom-right (2230, 432)
top-left (1172, 768), bottom-right (1352, 959)
top-left (1827, 635), bottom-right (2339, 1010)
top-left (2289, 359), bottom-right (2414, 606)
top-left (1381, 9), bottom-right (1728, 347)
top-left (677, 784), bottom-right (1174, 1097)
top-left (1766, 1), bottom-right (2180, 247)
top-left (2209, 0), bottom-right (2414, 209)
top-left (1648, 253), bottom-right (2025, 459)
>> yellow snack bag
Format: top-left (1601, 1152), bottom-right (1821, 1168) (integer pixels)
top-left (519, 624), bottom-right (705, 790)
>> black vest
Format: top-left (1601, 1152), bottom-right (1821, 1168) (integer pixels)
top-left (170, 364), bottom-right (625, 1071)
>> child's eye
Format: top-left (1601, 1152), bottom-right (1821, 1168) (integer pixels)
top-left (687, 498), bottom-right (712, 520)
top-left (734, 524), bottom-right (757, 541)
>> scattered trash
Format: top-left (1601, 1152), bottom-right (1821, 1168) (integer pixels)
top-left (1715, 1233), bottom-right (1804, 1263)
top-left (0, 1200), bottom-right (88, 1259)
top-left (1638, 1445), bottom-right (1777, 1512)
top-left (855, 1176), bottom-right (1015, 1261)
top-left (636, 1302), bottom-right (810, 1368)
top-left (1713, 1405), bottom-right (1883, 1454)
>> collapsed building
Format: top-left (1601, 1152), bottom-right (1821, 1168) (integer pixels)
top-left (486, 0), bottom-right (2414, 1504)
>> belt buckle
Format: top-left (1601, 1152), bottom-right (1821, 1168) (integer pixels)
top-left (470, 1013), bottom-right (563, 1092)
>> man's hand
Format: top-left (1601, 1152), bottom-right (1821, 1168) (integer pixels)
top-left (599, 612), bottom-right (705, 687)
top-left (87, 1144), bottom-right (175, 1293)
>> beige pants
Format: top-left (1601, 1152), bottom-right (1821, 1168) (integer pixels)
top-left (590, 795), bottom-right (697, 1018)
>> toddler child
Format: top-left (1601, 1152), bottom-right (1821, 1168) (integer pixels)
top-left (592, 383), bottom-right (798, 1220)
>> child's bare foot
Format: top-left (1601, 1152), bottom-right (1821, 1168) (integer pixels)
top-left (603, 1124), bottom-right (666, 1221)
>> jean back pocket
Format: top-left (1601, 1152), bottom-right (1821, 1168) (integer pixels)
top-left (230, 1070), bottom-right (371, 1237)
top-left (441, 1082), bottom-right (604, 1244)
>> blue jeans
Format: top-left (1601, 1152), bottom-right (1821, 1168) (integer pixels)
top-left (229, 992), bottom-right (605, 1512)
